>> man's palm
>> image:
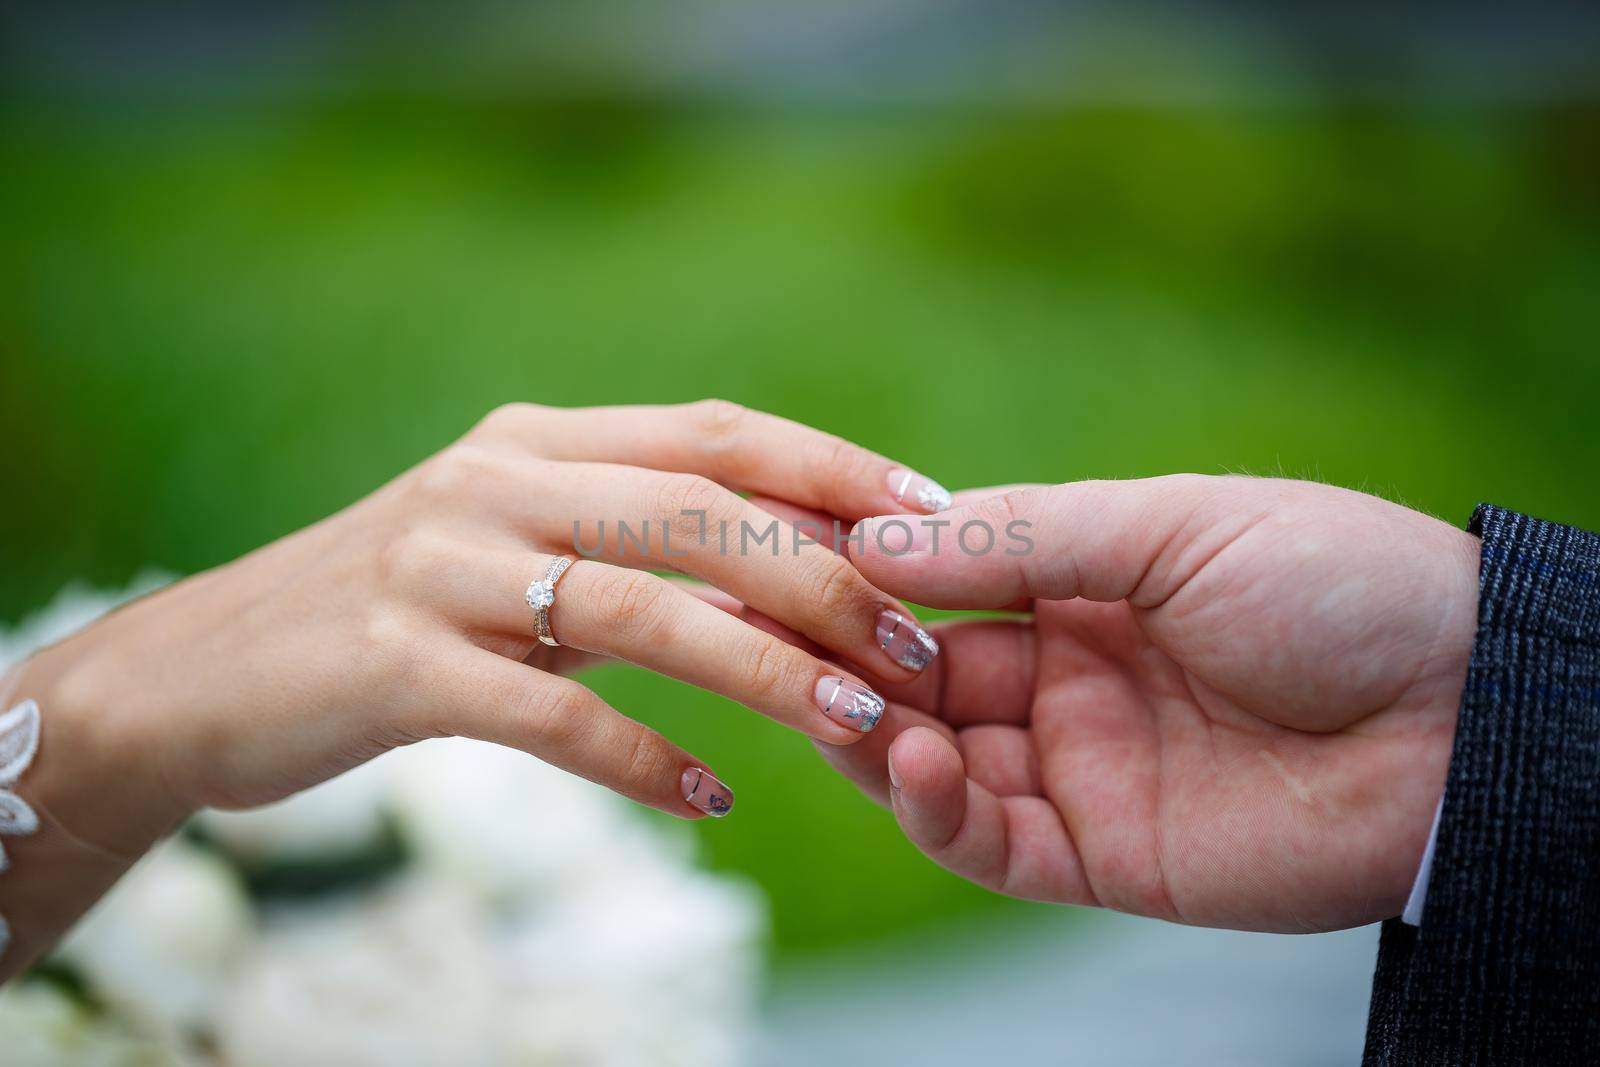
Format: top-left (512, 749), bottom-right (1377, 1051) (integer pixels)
top-left (828, 477), bottom-right (1477, 932)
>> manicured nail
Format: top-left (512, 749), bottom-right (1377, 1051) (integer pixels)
top-left (681, 768), bottom-right (734, 817)
top-left (815, 675), bottom-right (886, 733)
top-left (886, 468), bottom-right (952, 515)
top-left (876, 609), bottom-right (939, 672)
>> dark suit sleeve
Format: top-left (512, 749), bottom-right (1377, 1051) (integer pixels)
top-left (1363, 505), bottom-right (1600, 1066)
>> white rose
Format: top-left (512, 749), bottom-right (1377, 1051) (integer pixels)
top-left (216, 877), bottom-right (499, 1067)
top-left (388, 739), bottom-right (767, 1065)
top-left (56, 837), bottom-right (252, 1032)
top-left (499, 843), bottom-right (766, 1067)
top-left (386, 737), bottom-right (642, 901)
top-left (197, 755), bottom-right (393, 863)
top-left (0, 981), bottom-right (198, 1067)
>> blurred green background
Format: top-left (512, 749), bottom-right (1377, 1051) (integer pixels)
top-left (3, 3), bottom-right (1598, 967)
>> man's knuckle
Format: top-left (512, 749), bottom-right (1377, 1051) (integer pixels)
top-left (994, 488), bottom-right (1035, 528)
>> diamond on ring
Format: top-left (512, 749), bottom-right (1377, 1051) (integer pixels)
top-left (527, 556), bottom-right (576, 647)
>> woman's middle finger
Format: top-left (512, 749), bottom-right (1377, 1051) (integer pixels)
top-left (445, 550), bottom-right (891, 742)
top-left (425, 543), bottom-right (896, 742)
top-left (521, 462), bottom-right (942, 683)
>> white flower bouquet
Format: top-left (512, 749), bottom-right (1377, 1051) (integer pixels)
top-left (0, 580), bottom-right (767, 1066)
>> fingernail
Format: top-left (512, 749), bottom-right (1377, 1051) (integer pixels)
top-left (887, 748), bottom-right (904, 791)
top-left (876, 609), bottom-right (940, 672)
top-left (681, 767), bottom-right (734, 817)
top-left (886, 468), bottom-right (952, 515)
top-left (815, 675), bottom-right (886, 733)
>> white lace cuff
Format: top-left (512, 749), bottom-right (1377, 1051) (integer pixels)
top-left (0, 699), bottom-right (42, 960)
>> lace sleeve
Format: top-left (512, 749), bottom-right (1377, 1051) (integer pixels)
top-left (0, 699), bottom-right (42, 960)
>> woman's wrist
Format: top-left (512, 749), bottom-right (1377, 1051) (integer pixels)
top-left (10, 628), bottom-right (195, 860)
top-left (0, 637), bottom-right (192, 978)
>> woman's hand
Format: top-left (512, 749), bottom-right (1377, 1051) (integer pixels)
top-left (13, 400), bottom-right (954, 859)
top-left (818, 475), bottom-right (1479, 933)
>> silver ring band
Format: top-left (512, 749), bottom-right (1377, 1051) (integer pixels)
top-left (525, 556), bottom-right (576, 647)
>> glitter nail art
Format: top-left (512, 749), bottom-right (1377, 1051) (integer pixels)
top-left (681, 767), bottom-right (734, 817)
top-left (815, 676), bottom-right (886, 733)
top-left (887, 468), bottom-right (953, 515)
top-left (877, 609), bottom-right (940, 671)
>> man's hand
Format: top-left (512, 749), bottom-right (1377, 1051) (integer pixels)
top-left (822, 475), bottom-right (1479, 932)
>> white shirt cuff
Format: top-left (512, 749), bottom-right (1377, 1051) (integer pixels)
top-left (1400, 798), bottom-right (1444, 926)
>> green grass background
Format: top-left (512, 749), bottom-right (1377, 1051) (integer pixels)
top-left (3, 98), bottom-right (1597, 960)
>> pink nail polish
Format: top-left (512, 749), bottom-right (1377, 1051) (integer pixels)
top-left (814, 675), bottom-right (886, 733)
top-left (876, 609), bottom-right (939, 672)
top-left (681, 768), bottom-right (734, 817)
top-left (886, 468), bottom-right (953, 515)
